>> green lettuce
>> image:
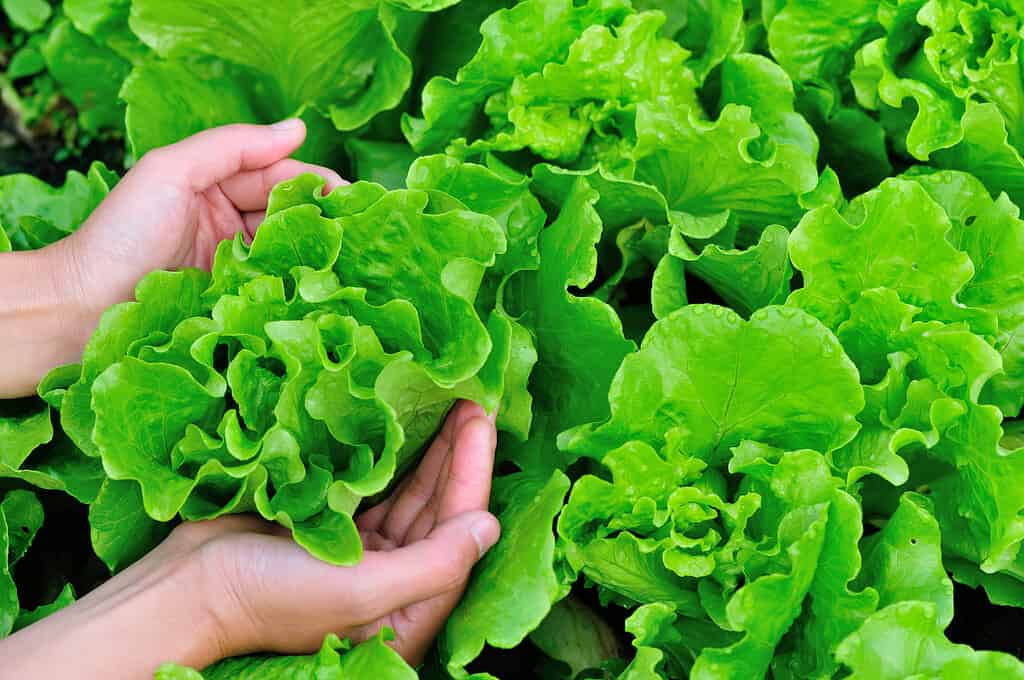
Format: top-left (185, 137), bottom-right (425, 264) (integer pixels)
top-left (122, 0), bottom-right (441, 163)
top-left (157, 629), bottom-right (415, 679)
top-left (55, 174), bottom-right (521, 568)
top-left (850, 0), bottom-right (1024, 203)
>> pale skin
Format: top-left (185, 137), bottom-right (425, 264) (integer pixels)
top-left (0, 121), bottom-right (501, 677)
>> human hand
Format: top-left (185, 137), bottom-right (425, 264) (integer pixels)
top-left (0, 401), bottom-right (500, 678)
top-left (202, 400), bottom-right (500, 664)
top-left (57, 120), bottom-right (344, 341)
top-left (0, 120), bottom-right (343, 398)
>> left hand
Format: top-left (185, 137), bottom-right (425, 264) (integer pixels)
top-left (58, 119), bottom-right (345, 328)
top-left (0, 121), bottom-right (343, 398)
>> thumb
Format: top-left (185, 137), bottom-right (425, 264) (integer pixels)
top-left (136, 120), bottom-right (307, 191)
top-left (350, 511), bottom-right (500, 621)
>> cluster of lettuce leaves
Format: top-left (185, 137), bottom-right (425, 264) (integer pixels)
top-left (3, 0), bottom-right (1024, 678)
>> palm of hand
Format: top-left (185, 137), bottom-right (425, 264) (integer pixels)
top-left (181, 401), bottom-right (498, 666)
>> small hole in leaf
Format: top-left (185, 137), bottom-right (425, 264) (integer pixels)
top-left (965, 215), bottom-right (977, 226)
top-left (910, 538), bottom-right (918, 545)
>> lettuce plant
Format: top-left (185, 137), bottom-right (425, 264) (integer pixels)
top-left (2, 0), bottom-right (1024, 678)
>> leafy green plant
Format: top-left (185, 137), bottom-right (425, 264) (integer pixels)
top-left (2, 0), bottom-right (1024, 678)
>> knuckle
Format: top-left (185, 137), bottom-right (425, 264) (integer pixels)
top-left (435, 551), bottom-right (472, 592)
top-left (168, 520), bottom-right (210, 549)
top-left (134, 148), bottom-right (168, 172)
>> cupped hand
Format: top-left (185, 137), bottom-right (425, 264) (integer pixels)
top-left (57, 120), bottom-right (344, 331)
top-left (176, 400), bottom-right (500, 666)
top-left (0, 402), bottom-right (499, 677)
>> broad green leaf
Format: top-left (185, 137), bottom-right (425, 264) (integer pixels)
top-left (858, 493), bottom-right (953, 625)
top-left (562, 305), bottom-right (863, 462)
top-left (767, 0), bottom-right (879, 85)
top-left (1, 0), bottom-right (50, 31)
top-left (0, 506), bottom-right (18, 637)
top-left (668, 224), bottom-right (792, 317)
top-left (836, 601), bottom-right (1024, 678)
top-left (443, 471), bottom-right (571, 676)
top-left (0, 490), bottom-right (44, 636)
top-left (0, 399), bottom-right (53, 471)
top-left (675, 0), bottom-right (746, 81)
top-left (529, 596), bottom-right (622, 677)
top-left (41, 19), bottom-right (130, 133)
top-left (126, 0), bottom-right (416, 158)
top-left (64, 0), bottom-right (148, 61)
top-left (346, 140), bottom-right (418, 189)
top-left (632, 102), bottom-right (818, 234)
top-left (935, 102), bottom-right (1024, 208)
top-left (89, 479), bottom-right (172, 573)
top-left (504, 178), bottom-right (634, 471)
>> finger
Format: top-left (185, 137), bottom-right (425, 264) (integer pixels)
top-left (438, 417), bottom-right (497, 521)
top-left (404, 416), bottom-right (496, 544)
top-left (243, 211), bottom-right (266, 240)
top-left (375, 402), bottom-right (487, 542)
top-left (219, 158), bottom-right (346, 212)
top-left (356, 401), bottom-right (484, 534)
top-left (136, 120), bottom-right (307, 192)
top-left (347, 511), bottom-right (499, 623)
top-left (357, 400), bottom-right (477, 534)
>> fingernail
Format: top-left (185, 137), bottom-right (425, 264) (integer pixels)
top-left (470, 515), bottom-right (500, 558)
top-left (270, 118), bottom-right (302, 133)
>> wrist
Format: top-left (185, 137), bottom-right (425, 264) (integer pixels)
top-left (0, 552), bottom-right (228, 678)
top-left (45, 236), bottom-right (107, 348)
top-left (0, 245), bottom-right (96, 397)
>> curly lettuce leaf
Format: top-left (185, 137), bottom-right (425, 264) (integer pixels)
top-left (157, 630), bottom-right (415, 679)
top-left (904, 170), bottom-right (1024, 416)
top-left (473, 10), bottom-right (699, 163)
top-left (850, 0), bottom-right (1024, 202)
top-left (788, 177), bottom-right (984, 331)
top-left (402, 0), bottom-right (632, 153)
top-left (0, 161), bottom-right (115, 250)
top-left (59, 176), bottom-right (516, 567)
top-left (836, 601), bottom-right (1024, 678)
top-left (631, 100), bottom-right (817, 236)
